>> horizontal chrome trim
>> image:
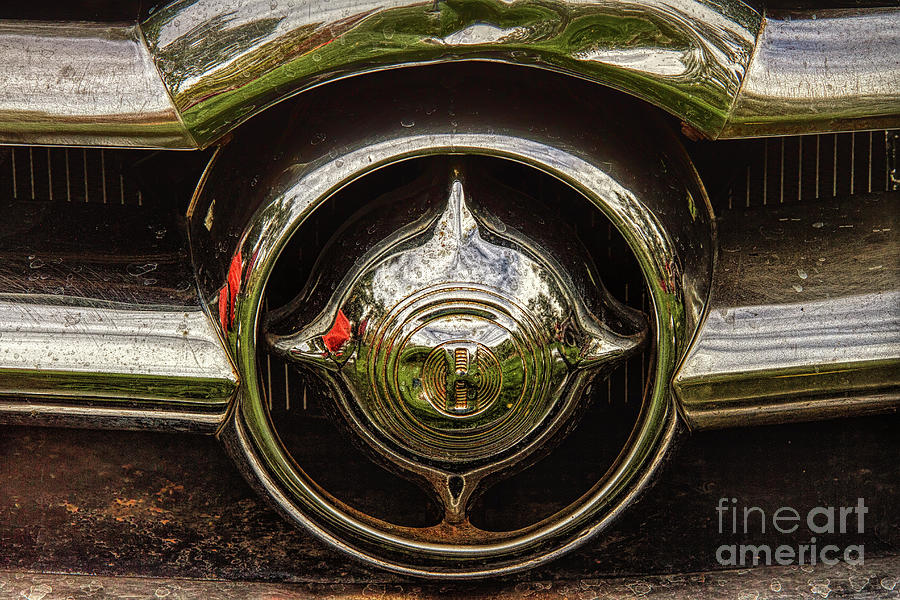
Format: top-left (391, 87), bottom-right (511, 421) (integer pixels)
top-left (675, 191), bottom-right (900, 429)
top-left (0, 21), bottom-right (192, 148)
top-left (0, 187), bottom-right (237, 431)
top-left (0, 2), bottom-right (895, 147)
top-left (0, 299), bottom-right (237, 430)
top-left (720, 9), bottom-right (900, 138)
top-left (0, 402), bottom-right (224, 432)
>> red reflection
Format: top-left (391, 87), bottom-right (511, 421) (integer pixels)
top-left (322, 310), bottom-right (351, 354)
top-left (218, 251), bottom-right (243, 330)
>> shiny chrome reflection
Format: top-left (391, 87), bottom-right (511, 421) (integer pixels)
top-left (142, 0), bottom-right (759, 145)
top-left (721, 10), bottom-right (900, 138)
top-left (188, 71), bottom-right (708, 577)
top-left (0, 0), bottom-right (896, 147)
top-left (675, 192), bottom-right (900, 429)
top-left (0, 22), bottom-right (192, 148)
top-left (0, 191), bottom-right (237, 432)
top-left (266, 165), bottom-right (646, 520)
top-left (0, 302), bottom-right (236, 432)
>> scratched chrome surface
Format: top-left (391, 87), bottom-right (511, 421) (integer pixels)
top-left (0, 300), bottom-right (235, 407)
top-left (0, 1), bottom-right (897, 148)
top-left (721, 9), bottom-right (900, 138)
top-left (142, 0), bottom-right (759, 146)
top-left (0, 22), bottom-right (193, 148)
top-left (0, 155), bottom-right (237, 432)
top-left (266, 162), bottom-right (647, 524)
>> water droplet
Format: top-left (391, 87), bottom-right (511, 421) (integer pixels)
top-left (812, 221), bottom-right (824, 228)
top-left (28, 258), bottom-right (44, 269)
top-left (848, 576), bottom-right (869, 592)
top-left (400, 118), bottom-right (415, 128)
top-left (792, 284), bottom-right (803, 292)
top-left (797, 268), bottom-right (808, 279)
top-left (127, 263), bottom-right (158, 277)
top-left (810, 581), bottom-right (831, 597)
top-left (310, 132), bottom-right (326, 145)
top-left (770, 579), bottom-right (782, 592)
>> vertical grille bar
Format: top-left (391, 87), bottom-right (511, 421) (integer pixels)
top-left (889, 131), bottom-right (899, 191)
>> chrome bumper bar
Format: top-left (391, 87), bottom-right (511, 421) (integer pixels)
top-left (0, 199), bottom-right (236, 432)
top-left (675, 192), bottom-right (899, 428)
top-left (0, 1), bottom-right (897, 149)
top-left (0, 301), bottom-right (235, 432)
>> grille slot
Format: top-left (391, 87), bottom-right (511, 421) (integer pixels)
top-left (1, 147), bottom-right (145, 206)
top-left (695, 130), bottom-right (897, 212)
top-left (0, 146), bottom-right (211, 212)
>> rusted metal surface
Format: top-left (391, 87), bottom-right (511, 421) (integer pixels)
top-left (1, 556), bottom-right (899, 599)
top-left (0, 414), bottom-right (897, 591)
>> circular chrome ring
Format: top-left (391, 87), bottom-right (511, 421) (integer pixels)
top-left (228, 143), bottom-right (680, 576)
top-left (196, 72), bottom-right (712, 578)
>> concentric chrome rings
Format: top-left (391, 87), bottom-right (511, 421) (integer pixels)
top-left (367, 284), bottom-right (551, 463)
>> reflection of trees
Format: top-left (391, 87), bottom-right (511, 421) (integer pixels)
top-left (392, 340), bottom-right (529, 407)
top-left (145, 0), bottom-right (750, 143)
top-left (148, 16), bottom-right (283, 94)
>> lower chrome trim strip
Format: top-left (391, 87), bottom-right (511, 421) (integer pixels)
top-left (0, 402), bottom-right (224, 432)
top-left (675, 191), bottom-right (900, 429)
top-left (0, 300), bottom-right (237, 431)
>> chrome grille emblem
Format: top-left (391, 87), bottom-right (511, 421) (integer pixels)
top-left (191, 81), bottom-right (713, 576)
top-left (422, 343), bottom-right (501, 416)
